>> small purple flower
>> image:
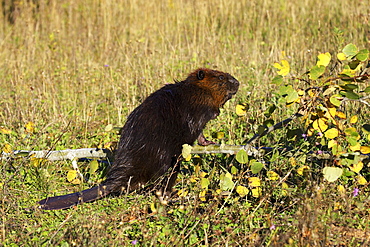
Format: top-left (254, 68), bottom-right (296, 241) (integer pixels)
top-left (104, 64), bottom-right (109, 67)
top-left (131, 240), bottom-right (138, 245)
top-left (317, 150), bottom-right (323, 155)
top-left (302, 134), bottom-right (308, 139)
top-left (270, 224), bottom-right (276, 230)
top-left (353, 188), bottom-right (359, 197)
top-left (317, 132), bottom-right (323, 137)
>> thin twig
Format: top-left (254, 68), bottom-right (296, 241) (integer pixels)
top-left (245, 112), bottom-right (303, 145)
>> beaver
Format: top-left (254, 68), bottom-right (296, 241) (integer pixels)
top-left (38, 68), bottom-right (239, 210)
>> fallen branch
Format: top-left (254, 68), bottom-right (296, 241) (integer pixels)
top-left (0, 148), bottom-right (114, 161)
top-left (1, 145), bottom-right (368, 162)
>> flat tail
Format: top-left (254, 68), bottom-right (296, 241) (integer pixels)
top-left (38, 186), bottom-right (110, 210)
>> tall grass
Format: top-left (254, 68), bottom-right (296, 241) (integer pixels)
top-left (1, 0), bottom-right (369, 245)
top-left (1, 0), bottom-right (368, 131)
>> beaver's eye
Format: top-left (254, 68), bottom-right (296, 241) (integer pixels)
top-left (218, 75), bottom-right (225, 80)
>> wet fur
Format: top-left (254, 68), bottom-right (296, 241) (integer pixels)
top-left (38, 68), bottom-right (239, 210)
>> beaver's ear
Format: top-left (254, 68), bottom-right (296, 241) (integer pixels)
top-left (197, 70), bottom-right (205, 80)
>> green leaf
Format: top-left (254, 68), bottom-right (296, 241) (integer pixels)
top-left (89, 160), bottom-right (99, 174)
top-left (309, 65), bottom-right (326, 80)
top-left (348, 60), bottom-right (360, 70)
top-left (236, 149), bottom-right (248, 164)
top-left (346, 136), bottom-right (358, 146)
top-left (362, 124), bottom-right (370, 132)
top-left (271, 75), bottom-right (284, 85)
top-left (342, 168), bottom-right (355, 177)
top-left (356, 49), bottom-right (369, 61)
top-left (263, 119), bottom-right (274, 127)
top-left (279, 85), bottom-right (294, 96)
top-left (264, 104), bottom-right (277, 117)
top-left (364, 86), bottom-right (370, 93)
top-left (340, 83), bottom-right (358, 91)
top-left (286, 90), bottom-right (299, 103)
top-left (342, 91), bottom-right (360, 100)
top-left (251, 161), bottom-right (264, 174)
top-left (344, 127), bottom-right (360, 138)
top-left (342, 43), bottom-right (358, 57)
top-left (329, 95), bottom-right (341, 107)
top-left (219, 172), bottom-right (234, 191)
top-left (200, 177), bottom-right (210, 189)
top-left (323, 167), bottom-right (343, 182)
top-left (231, 165), bottom-right (238, 175)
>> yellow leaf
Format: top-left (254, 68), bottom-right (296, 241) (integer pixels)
top-left (336, 111), bottom-right (346, 119)
top-left (350, 161), bottom-right (363, 173)
top-left (199, 171), bottom-right (208, 178)
top-left (316, 52), bottom-right (331, 67)
top-left (182, 144), bottom-right (192, 161)
top-left (324, 128), bottom-right (339, 139)
top-left (307, 127), bottom-right (314, 136)
top-left (333, 202), bottom-right (342, 210)
top-left (323, 86), bottom-right (337, 96)
top-left (350, 115), bottom-right (358, 124)
top-left (307, 89), bottom-right (316, 97)
top-left (199, 190), bottom-right (207, 201)
top-left (325, 107), bottom-right (337, 120)
top-left (349, 142), bottom-right (361, 152)
top-left (267, 171), bottom-right (280, 180)
top-left (30, 158), bottom-right (46, 167)
top-left (323, 167), bottom-right (343, 182)
top-left (273, 59), bottom-right (290, 76)
top-left (337, 52), bottom-right (347, 61)
top-left (25, 121), bottom-right (35, 133)
top-left (235, 104), bottom-right (247, 116)
top-left (251, 187), bottom-right (261, 198)
top-left (67, 170), bottom-right (78, 182)
top-left (337, 185), bottom-right (345, 194)
top-left (216, 132), bottom-right (225, 139)
top-left (177, 189), bottom-right (188, 197)
top-left (248, 177), bottom-right (261, 187)
top-left (289, 157), bottom-right (297, 167)
top-left (236, 185), bottom-right (249, 197)
top-left (0, 127), bottom-right (12, 134)
top-left (104, 124), bottom-right (113, 132)
top-left (356, 175), bottom-right (367, 185)
top-left (189, 176), bottom-right (198, 183)
top-left (360, 146), bottom-right (370, 154)
top-left (2, 143), bottom-right (12, 153)
top-left (312, 118), bottom-right (328, 132)
top-left (328, 139), bottom-right (337, 148)
top-left (297, 165), bottom-right (310, 175)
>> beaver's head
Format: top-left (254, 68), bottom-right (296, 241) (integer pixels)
top-left (186, 68), bottom-right (240, 108)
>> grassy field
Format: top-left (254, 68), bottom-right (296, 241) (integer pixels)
top-left (1, 0), bottom-right (369, 246)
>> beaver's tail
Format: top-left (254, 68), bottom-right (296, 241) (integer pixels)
top-left (38, 185), bottom-right (110, 210)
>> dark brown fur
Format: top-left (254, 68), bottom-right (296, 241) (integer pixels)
top-left (38, 68), bottom-right (239, 210)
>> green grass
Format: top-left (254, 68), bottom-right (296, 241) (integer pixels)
top-left (1, 0), bottom-right (369, 246)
